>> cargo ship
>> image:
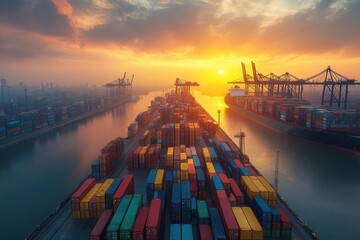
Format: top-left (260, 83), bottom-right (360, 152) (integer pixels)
top-left (27, 91), bottom-right (318, 240)
top-left (225, 86), bottom-right (360, 153)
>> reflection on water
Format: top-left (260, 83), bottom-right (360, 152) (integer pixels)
top-left (0, 92), bottom-right (156, 240)
top-left (194, 91), bottom-right (360, 240)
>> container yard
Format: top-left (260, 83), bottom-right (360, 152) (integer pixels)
top-left (27, 91), bottom-right (318, 240)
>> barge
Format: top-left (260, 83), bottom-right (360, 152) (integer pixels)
top-left (27, 91), bottom-right (318, 240)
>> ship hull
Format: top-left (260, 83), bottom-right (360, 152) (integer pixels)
top-left (225, 99), bottom-right (360, 153)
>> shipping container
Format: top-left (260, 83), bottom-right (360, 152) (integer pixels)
top-left (146, 199), bottom-right (162, 240)
top-left (242, 207), bottom-right (263, 240)
top-left (199, 224), bottom-right (213, 240)
top-left (105, 178), bottom-right (122, 209)
top-left (182, 224), bottom-right (193, 240)
top-left (106, 195), bottom-right (132, 240)
top-left (170, 224), bottom-right (181, 240)
top-left (232, 207), bottom-right (252, 240)
top-left (218, 198), bottom-right (239, 240)
top-left (209, 208), bottom-right (226, 240)
top-left (90, 209), bottom-right (113, 240)
top-left (120, 194), bottom-right (143, 239)
top-left (197, 200), bottom-right (210, 224)
top-left (132, 207), bottom-right (149, 240)
top-left (113, 175), bottom-right (134, 210)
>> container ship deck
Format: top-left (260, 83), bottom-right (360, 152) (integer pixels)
top-left (27, 92), bottom-right (318, 240)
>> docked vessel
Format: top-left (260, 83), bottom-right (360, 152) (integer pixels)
top-left (225, 86), bottom-right (360, 153)
top-left (27, 91), bottom-right (317, 240)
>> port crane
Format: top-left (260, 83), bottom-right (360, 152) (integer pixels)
top-left (228, 62), bottom-right (360, 109)
top-left (174, 78), bottom-right (199, 95)
top-left (104, 72), bottom-right (134, 99)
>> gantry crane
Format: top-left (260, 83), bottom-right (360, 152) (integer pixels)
top-left (104, 72), bottom-right (134, 99)
top-left (174, 78), bottom-right (199, 95)
top-left (228, 62), bottom-right (360, 109)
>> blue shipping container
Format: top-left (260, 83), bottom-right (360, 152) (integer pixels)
top-left (211, 175), bottom-right (224, 191)
top-left (209, 208), bottom-right (226, 240)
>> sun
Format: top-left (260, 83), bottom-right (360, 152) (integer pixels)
top-left (217, 69), bottom-right (224, 75)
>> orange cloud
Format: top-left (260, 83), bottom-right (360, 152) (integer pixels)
top-left (52, 0), bottom-right (73, 16)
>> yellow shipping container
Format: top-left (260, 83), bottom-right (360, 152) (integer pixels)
top-left (167, 147), bottom-right (174, 160)
top-left (95, 179), bottom-right (114, 203)
top-left (180, 153), bottom-right (187, 162)
top-left (232, 207), bottom-right (252, 240)
top-left (242, 207), bottom-right (263, 240)
top-left (180, 145), bottom-right (186, 153)
top-left (206, 162), bottom-right (215, 174)
top-left (139, 146), bottom-right (148, 164)
top-left (181, 163), bottom-right (189, 180)
top-left (156, 130), bottom-right (161, 140)
top-left (80, 183), bottom-right (103, 210)
top-left (250, 177), bottom-right (269, 201)
top-left (187, 158), bottom-right (194, 165)
top-left (202, 148), bottom-right (211, 162)
top-left (80, 211), bottom-right (90, 219)
top-left (257, 176), bottom-right (277, 201)
top-left (241, 176), bottom-right (260, 200)
top-left (154, 169), bottom-right (165, 191)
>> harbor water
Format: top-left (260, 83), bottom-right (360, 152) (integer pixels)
top-left (0, 91), bottom-right (359, 239)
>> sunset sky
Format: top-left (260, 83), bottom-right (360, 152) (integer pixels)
top-left (1, 0), bottom-right (360, 93)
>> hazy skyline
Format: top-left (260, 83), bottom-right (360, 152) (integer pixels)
top-left (1, 0), bottom-right (360, 93)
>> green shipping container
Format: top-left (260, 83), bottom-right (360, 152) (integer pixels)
top-left (197, 200), bottom-right (209, 224)
top-left (106, 195), bottom-right (132, 240)
top-left (119, 194), bottom-right (143, 239)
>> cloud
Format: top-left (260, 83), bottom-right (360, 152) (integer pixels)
top-left (0, 0), bottom-right (74, 37)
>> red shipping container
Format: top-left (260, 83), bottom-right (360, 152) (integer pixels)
top-left (233, 159), bottom-right (244, 168)
top-left (89, 209), bottom-right (113, 240)
top-left (71, 178), bottom-right (96, 211)
top-left (188, 164), bottom-right (196, 182)
top-left (199, 224), bottom-right (213, 240)
top-left (132, 207), bottom-right (149, 240)
top-left (228, 193), bottom-right (237, 207)
top-left (216, 190), bottom-right (227, 208)
top-left (218, 173), bottom-right (231, 197)
top-left (190, 180), bottom-right (198, 198)
top-left (218, 198), bottom-right (239, 240)
top-left (277, 208), bottom-right (292, 230)
top-left (146, 147), bottom-right (156, 169)
top-left (186, 148), bottom-right (192, 158)
top-left (228, 178), bottom-right (244, 206)
top-left (113, 175), bottom-right (134, 209)
top-left (146, 199), bottom-right (162, 240)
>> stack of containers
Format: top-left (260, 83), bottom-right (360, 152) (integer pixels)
top-left (181, 180), bottom-right (191, 223)
top-left (139, 130), bottom-right (150, 146)
top-left (138, 146), bottom-right (148, 169)
top-left (167, 147), bottom-right (174, 170)
top-left (132, 207), bottom-right (149, 240)
top-left (196, 168), bottom-right (206, 200)
top-left (180, 163), bottom-right (189, 181)
top-left (209, 208), bottom-right (226, 240)
top-left (5, 117), bottom-right (21, 137)
top-left (20, 113), bottom-right (33, 133)
top-left (119, 194), bottom-right (143, 239)
top-left (91, 159), bottom-right (100, 180)
top-left (188, 162), bottom-right (197, 197)
top-left (171, 183), bottom-right (181, 223)
top-left (218, 198), bottom-right (239, 240)
top-left (146, 199), bottom-right (162, 240)
top-left (242, 207), bottom-right (264, 240)
top-left (89, 209), bottom-right (113, 240)
top-left (146, 170), bottom-right (157, 203)
top-left (197, 200), bottom-right (210, 224)
top-left (232, 207), bottom-right (252, 240)
top-left (71, 178), bottom-right (96, 219)
top-left (129, 146), bottom-right (142, 169)
top-left (165, 171), bottom-right (173, 200)
top-left (80, 183), bottom-right (103, 219)
top-left (270, 207), bottom-right (281, 238)
top-left (173, 147), bottom-right (181, 183)
top-left (202, 148), bottom-right (211, 162)
top-left (175, 123), bottom-right (180, 146)
top-left (193, 155), bottom-right (201, 169)
top-left (252, 195), bottom-right (272, 238)
top-left (146, 146), bottom-right (156, 169)
top-left (154, 169), bottom-right (164, 191)
top-left (218, 173), bottom-right (231, 197)
top-left (113, 175), bottom-right (134, 210)
top-left (95, 179), bottom-right (114, 217)
top-left (107, 195), bottom-right (132, 240)
top-left (229, 178), bottom-right (245, 206)
top-left (213, 162), bottom-right (223, 173)
top-left (212, 175), bottom-right (224, 207)
top-left (277, 208), bottom-right (292, 239)
top-left (105, 178), bottom-right (122, 209)
top-left (258, 176), bottom-right (277, 207)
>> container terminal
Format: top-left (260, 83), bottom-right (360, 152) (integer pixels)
top-left (226, 62), bottom-right (360, 153)
top-left (27, 80), bottom-right (318, 240)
